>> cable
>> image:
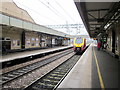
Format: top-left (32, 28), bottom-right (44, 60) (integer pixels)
top-left (13, 0), bottom-right (60, 24)
top-left (14, 0), bottom-right (82, 34)
top-left (39, 0), bottom-right (77, 29)
top-left (37, 0), bottom-right (67, 22)
top-left (43, 0), bottom-right (75, 23)
top-left (54, 0), bottom-right (76, 22)
top-left (44, 0), bottom-right (68, 21)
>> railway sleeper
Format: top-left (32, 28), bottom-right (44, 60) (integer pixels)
top-left (43, 79), bottom-right (59, 83)
top-left (49, 74), bottom-right (64, 77)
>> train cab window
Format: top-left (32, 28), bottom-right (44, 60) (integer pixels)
top-left (76, 38), bottom-right (83, 44)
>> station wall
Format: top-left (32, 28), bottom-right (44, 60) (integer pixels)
top-left (41, 34), bottom-right (53, 47)
top-left (0, 0), bottom-right (35, 23)
top-left (41, 35), bottom-right (47, 47)
top-left (51, 37), bottom-right (56, 46)
top-left (118, 21), bottom-right (120, 59)
top-left (116, 21), bottom-right (120, 57)
top-left (114, 21), bottom-right (120, 57)
top-left (2, 28), bottom-right (41, 50)
top-left (62, 39), bottom-right (70, 46)
top-left (46, 36), bottom-right (52, 47)
top-left (2, 27), bottom-right (22, 50)
top-left (107, 29), bottom-right (112, 52)
top-left (106, 20), bottom-right (120, 57)
top-left (25, 31), bottom-right (40, 49)
top-left (2, 27), bottom-right (70, 53)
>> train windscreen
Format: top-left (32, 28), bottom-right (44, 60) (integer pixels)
top-left (76, 38), bottom-right (83, 44)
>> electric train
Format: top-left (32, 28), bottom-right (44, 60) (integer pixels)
top-left (73, 37), bottom-right (86, 53)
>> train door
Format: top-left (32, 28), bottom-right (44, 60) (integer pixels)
top-left (112, 29), bottom-right (115, 53)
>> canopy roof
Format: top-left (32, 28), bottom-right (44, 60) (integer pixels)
top-left (74, 1), bottom-right (120, 38)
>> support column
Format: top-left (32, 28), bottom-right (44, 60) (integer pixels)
top-left (21, 30), bottom-right (25, 49)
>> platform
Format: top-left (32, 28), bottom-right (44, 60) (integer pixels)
top-left (1, 46), bottom-right (72, 63)
top-left (57, 44), bottom-right (118, 88)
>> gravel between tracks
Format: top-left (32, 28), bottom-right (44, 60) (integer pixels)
top-left (1, 49), bottom-right (72, 74)
top-left (3, 52), bottom-right (75, 88)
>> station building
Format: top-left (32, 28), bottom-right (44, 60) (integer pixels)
top-left (0, 0), bottom-right (71, 53)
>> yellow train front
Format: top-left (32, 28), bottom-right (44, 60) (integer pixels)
top-left (73, 37), bottom-right (86, 54)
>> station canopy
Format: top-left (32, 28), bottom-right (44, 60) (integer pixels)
top-left (74, 0), bottom-right (120, 38)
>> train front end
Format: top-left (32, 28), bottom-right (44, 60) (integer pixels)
top-left (73, 38), bottom-right (86, 53)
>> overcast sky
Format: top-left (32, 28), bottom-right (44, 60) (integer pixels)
top-left (13, 0), bottom-right (88, 35)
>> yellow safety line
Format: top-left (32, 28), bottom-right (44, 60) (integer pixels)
top-left (93, 47), bottom-right (105, 90)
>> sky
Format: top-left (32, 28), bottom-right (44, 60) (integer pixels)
top-left (13, 0), bottom-right (89, 35)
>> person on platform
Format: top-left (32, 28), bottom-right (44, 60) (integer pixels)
top-left (97, 41), bottom-right (101, 50)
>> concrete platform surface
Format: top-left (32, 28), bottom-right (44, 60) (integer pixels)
top-left (57, 43), bottom-right (119, 89)
top-left (58, 44), bottom-right (92, 88)
top-left (1, 46), bottom-right (72, 63)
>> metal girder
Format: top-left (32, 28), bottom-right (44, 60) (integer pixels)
top-left (89, 18), bottom-right (120, 21)
top-left (88, 2), bottom-right (120, 38)
top-left (87, 9), bottom-right (109, 12)
top-left (90, 29), bottom-right (99, 31)
top-left (88, 13), bottom-right (97, 19)
top-left (100, 2), bottom-right (120, 31)
top-left (45, 24), bottom-right (84, 29)
top-left (90, 23), bottom-right (101, 24)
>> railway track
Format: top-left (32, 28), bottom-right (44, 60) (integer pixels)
top-left (24, 54), bottom-right (81, 90)
top-left (1, 49), bottom-right (73, 85)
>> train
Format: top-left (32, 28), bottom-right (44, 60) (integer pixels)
top-left (73, 37), bottom-right (86, 54)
